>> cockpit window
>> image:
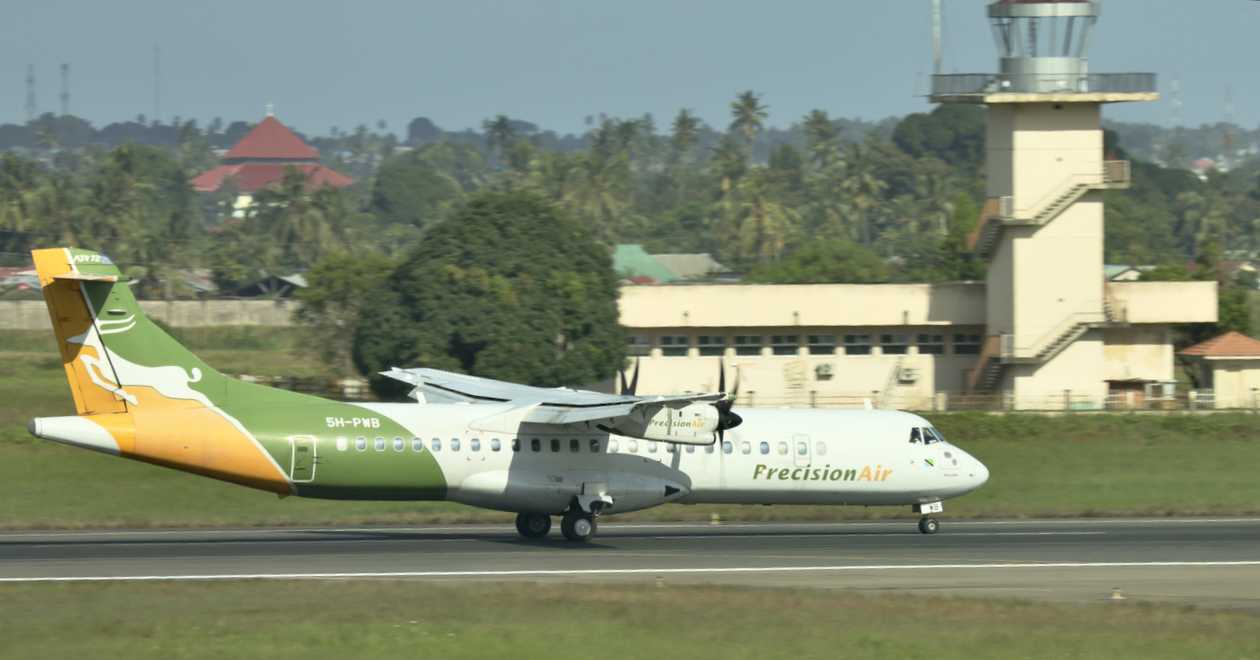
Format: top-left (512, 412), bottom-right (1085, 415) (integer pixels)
top-left (908, 428), bottom-right (922, 444)
top-left (923, 428), bottom-right (942, 445)
top-left (930, 427), bottom-right (948, 443)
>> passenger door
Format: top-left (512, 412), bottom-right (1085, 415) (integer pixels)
top-left (290, 435), bottom-right (317, 483)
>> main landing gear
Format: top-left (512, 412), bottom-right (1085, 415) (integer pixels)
top-left (515, 513), bottom-right (551, 539)
top-left (913, 501), bottom-right (943, 535)
top-left (560, 510), bottom-right (597, 543)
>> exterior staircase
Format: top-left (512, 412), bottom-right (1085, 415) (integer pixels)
top-left (965, 283), bottom-right (1129, 391)
top-left (966, 161), bottom-right (1130, 259)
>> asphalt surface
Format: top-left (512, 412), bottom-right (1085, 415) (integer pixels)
top-left (2, 517), bottom-right (1259, 610)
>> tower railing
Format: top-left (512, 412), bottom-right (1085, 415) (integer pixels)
top-left (931, 73), bottom-right (1157, 97)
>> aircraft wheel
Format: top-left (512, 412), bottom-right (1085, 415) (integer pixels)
top-left (918, 517), bottom-right (939, 535)
top-left (561, 511), bottom-right (597, 543)
top-left (515, 513), bottom-right (551, 539)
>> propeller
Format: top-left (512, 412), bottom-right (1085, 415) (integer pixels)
top-left (716, 359), bottom-right (743, 443)
top-left (619, 357), bottom-right (640, 396)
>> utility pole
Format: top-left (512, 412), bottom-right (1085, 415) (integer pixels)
top-left (60, 64), bottom-right (69, 117)
top-left (25, 64), bottom-right (37, 122)
top-left (1225, 86), bottom-right (1236, 171)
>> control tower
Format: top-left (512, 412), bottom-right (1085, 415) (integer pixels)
top-left (931, 0), bottom-right (1158, 399)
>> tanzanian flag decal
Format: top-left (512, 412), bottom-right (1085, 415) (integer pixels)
top-left (925, 458), bottom-right (935, 467)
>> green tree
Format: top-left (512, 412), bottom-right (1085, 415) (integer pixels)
top-left (840, 141), bottom-right (888, 245)
top-left (295, 252), bottom-right (399, 375)
top-left (892, 104), bottom-right (985, 169)
top-left (483, 115), bottom-right (518, 165)
top-left (354, 190), bottom-right (625, 397)
top-left (369, 162), bottom-right (461, 228)
top-left (744, 238), bottom-right (889, 283)
top-left (800, 109), bottom-right (841, 171)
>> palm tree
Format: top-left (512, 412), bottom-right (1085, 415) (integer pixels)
top-left (800, 110), bottom-right (841, 171)
top-left (252, 166), bottom-right (344, 268)
top-left (732, 171), bottom-right (798, 264)
top-left (840, 141), bottom-right (888, 245)
top-left (483, 115), bottom-right (517, 165)
top-left (670, 109), bottom-right (703, 201)
top-left (728, 91), bottom-right (769, 152)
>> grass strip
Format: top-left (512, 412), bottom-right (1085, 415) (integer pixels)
top-left (1, 581), bottom-right (1257, 660)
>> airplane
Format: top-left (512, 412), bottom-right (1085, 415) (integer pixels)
top-left (25, 247), bottom-right (989, 542)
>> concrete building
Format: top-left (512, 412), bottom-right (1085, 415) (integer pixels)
top-left (1178, 332), bottom-right (1260, 409)
top-left (616, 1), bottom-right (1215, 409)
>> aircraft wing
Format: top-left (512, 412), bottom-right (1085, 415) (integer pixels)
top-left (381, 367), bottom-right (726, 442)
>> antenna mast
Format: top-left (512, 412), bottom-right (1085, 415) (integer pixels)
top-left (25, 65), bottom-right (37, 122)
top-left (933, 0), bottom-right (943, 75)
top-left (60, 64), bottom-right (69, 117)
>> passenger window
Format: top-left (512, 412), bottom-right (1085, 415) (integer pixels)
top-left (741, 442), bottom-right (751, 454)
top-left (796, 442), bottom-right (807, 456)
top-left (649, 441), bottom-right (658, 453)
top-left (393, 437), bottom-right (404, 452)
top-left (777, 442), bottom-right (788, 455)
top-left (609, 440), bottom-right (619, 452)
top-left (570, 439), bottom-right (580, 452)
top-left (686, 444), bottom-right (695, 453)
top-left (704, 444), bottom-right (713, 454)
top-left (355, 436), bottom-right (367, 451)
top-left (511, 438), bottom-right (521, 452)
top-left (666, 443), bottom-right (676, 453)
top-left (531, 438), bottom-right (540, 452)
top-left (374, 437), bottom-right (385, 451)
top-left (923, 428), bottom-right (941, 445)
top-left (815, 442), bottom-right (827, 456)
top-left (431, 438), bottom-right (441, 451)
top-left (760, 442), bottom-right (769, 455)
top-left (451, 438), bottom-right (461, 451)
top-left (628, 439), bottom-right (638, 452)
top-left (491, 439), bottom-right (501, 452)
top-left (551, 439), bottom-right (560, 452)
top-left (589, 439), bottom-right (600, 453)
top-left (723, 441), bottom-right (733, 454)
top-left (471, 438), bottom-right (481, 452)
top-left (909, 428), bottom-right (922, 444)
top-left (336, 436), bottom-right (348, 451)
top-left (413, 437), bottom-right (424, 452)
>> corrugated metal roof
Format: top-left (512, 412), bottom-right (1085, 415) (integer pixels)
top-left (222, 116), bottom-right (321, 161)
top-left (1177, 331), bottom-right (1260, 357)
top-left (612, 245), bottom-right (679, 283)
top-left (650, 253), bottom-right (728, 280)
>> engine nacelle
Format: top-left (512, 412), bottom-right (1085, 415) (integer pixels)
top-left (615, 403), bottom-right (719, 445)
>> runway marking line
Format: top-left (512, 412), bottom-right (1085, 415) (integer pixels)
top-left (4, 561), bottom-right (1260, 584)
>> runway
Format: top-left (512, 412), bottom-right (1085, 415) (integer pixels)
top-left (3, 517), bottom-right (1259, 611)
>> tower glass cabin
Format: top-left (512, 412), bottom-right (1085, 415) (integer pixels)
top-left (930, 0), bottom-right (1157, 402)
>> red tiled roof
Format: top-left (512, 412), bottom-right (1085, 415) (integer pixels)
top-left (222, 116), bottom-right (321, 161)
top-left (189, 163), bottom-right (354, 192)
top-left (1177, 331), bottom-right (1260, 357)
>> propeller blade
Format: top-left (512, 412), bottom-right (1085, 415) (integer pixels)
top-left (627, 357), bottom-right (640, 396)
top-left (729, 362), bottom-right (741, 402)
top-left (718, 357), bottom-right (726, 395)
top-left (619, 366), bottom-right (629, 395)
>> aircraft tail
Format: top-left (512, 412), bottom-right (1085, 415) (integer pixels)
top-left (32, 247), bottom-right (229, 413)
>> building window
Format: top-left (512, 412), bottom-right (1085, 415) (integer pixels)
top-left (734, 335), bottom-right (763, 356)
top-left (697, 335), bottom-right (726, 357)
top-left (660, 335), bottom-right (689, 357)
top-left (844, 334), bottom-right (872, 356)
top-left (918, 333), bottom-right (945, 355)
top-left (770, 334), bottom-right (800, 356)
top-left (336, 436), bottom-right (348, 452)
top-left (355, 436), bottom-right (367, 451)
top-left (393, 437), bottom-right (404, 452)
top-left (881, 334), bottom-right (908, 355)
top-left (955, 333), bottom-right (981, 355)
top-left (374, 437), bottom-right (386, 451)
top-left (627, 335), bottom-right (651, 357)
top-left (808, 334), bottom-right (836, 356)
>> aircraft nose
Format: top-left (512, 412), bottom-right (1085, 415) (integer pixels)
top-left (972, 459), bottom-right (989, 488)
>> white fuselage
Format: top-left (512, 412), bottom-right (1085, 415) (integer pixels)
top-left (349, 404), bottom-right (989, 515)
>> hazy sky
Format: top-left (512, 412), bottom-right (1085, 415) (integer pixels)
top-left (3, 0), bottom-right (1256, 137)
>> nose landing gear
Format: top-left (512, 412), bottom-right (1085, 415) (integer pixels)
top-left (913, 501), bottom-right (943, 535)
